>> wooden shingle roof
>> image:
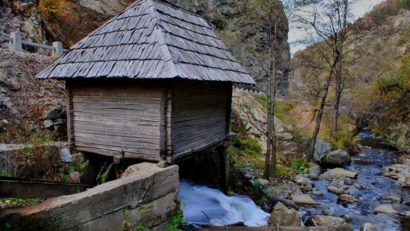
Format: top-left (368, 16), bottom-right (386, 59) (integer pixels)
top-left (36, 0), bottom-right (255, 84)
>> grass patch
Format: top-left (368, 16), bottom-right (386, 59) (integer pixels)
top-left (0, 198), bottom-right (42, 208)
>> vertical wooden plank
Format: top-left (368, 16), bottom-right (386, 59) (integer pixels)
top-left (225, 83), bottom-right (233, 135)
top-left (166, 87), bottom-right (173, 163)
top-left (221, 83), bottom-right (232, 193)
top-left (218, 144), bottom-right (229, 193)
top-left (160, 87), bottom-right (166, 161)
top-left (66, 81), bottom-right (75, 149)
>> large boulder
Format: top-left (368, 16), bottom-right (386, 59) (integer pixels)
top-left (268, 202), bottom-right (301, 227)
top-left (321, 150), bottom-right (351, 167)
top-left (313, 138), bottom-right (332, 163)
top-left (383, 164), bottom-right (410, 187)
top-left (323, 168), bottom-right (358, 179)
top-left (43, 105), bottom-right (63, 120)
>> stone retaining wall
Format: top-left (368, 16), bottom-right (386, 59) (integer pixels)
top-left (0, 163), bottom-right (179, 231)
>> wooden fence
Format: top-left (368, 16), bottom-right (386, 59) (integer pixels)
top-left (0, 31), bottom-right (66, 57)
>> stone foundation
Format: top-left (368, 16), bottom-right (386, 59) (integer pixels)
top-left (0, 163), bottom-right (179, 231)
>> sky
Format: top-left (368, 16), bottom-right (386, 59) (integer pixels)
top-left (287, 0), bottom-right (385, 55)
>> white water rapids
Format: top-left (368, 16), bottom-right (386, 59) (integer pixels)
top-left (179, 180), bottom-right (270, 227)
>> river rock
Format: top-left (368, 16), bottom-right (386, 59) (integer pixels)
top-left (308, 162), bottom-right (321, 180)
top-left (268, 202), bottom-right (301, 227)
top-left (325, 168), bottom-right (358, 179)
top-left (309, 215), bottom-right (346, 226)
top-left (338, 194), bottom-right (357, 204)
top-left (398, 175), bottom-right (410, 187)
top-left (312, 189), bottom-right (324, 196)
top-left (291, 194), bottom-right (317, 206)
top-left (354, 183), bottom-right (367, 190)
top-left (321, 150), bottom-right (351, 167)
top-left (267, 181), bottom-right (302, 199)
top-left (328, 186), bottom-right (346, 195)
top-left (381, 194), bottom-right (401, 203)
top-left (295, 175), bottom-right (313, 193)
top-left (374, 204), bottom-right (399, 214)
top-left (383, 164), bottom-right (410, 186)
top-left (313, 138), bottom-right (332, 163)
top-left (360, 222), bottom-right (378, 231)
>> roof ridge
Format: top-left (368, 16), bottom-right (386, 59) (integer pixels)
top-left (148, 0), bottom-right (179, 78)
top-left (151, 0), bottom-right (210, 21)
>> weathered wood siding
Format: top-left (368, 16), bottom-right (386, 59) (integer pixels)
top-left (70, 83), bottom-right (163, 161)
top-left (171, 81), bottom-right (232, 159)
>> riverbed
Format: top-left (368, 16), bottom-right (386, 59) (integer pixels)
top-left (301, 132), bottom-right (410, 230)
top-left (179, 132), bottom-right (410, 230)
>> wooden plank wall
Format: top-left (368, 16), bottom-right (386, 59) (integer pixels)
top-left (171, 81), bottom-right (232, 159)
top-left (71, 83), bottom-right (162, 161)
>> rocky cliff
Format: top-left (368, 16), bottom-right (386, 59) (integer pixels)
top-left (166, 0), bottom-right (291, 95)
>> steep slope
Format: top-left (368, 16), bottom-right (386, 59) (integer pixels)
top-left (290, 0), bottom-right (410, 151)
top-left (0, 49), bottom-right (65, 142)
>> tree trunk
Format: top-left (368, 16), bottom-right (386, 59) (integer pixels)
top-left (332, 48), bottom-right (344, 138)
top-left (264, 63), bottom-right (275, 179)
top-left (308, 54), bottom-right (340, 161)
top-left (332, 73), bottom-right (342, 138)
top-left (270, 49), bottom-right (277, 177)
top-left (309, 74), bottom-right (332, 161)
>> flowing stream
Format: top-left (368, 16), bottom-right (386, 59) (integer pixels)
top-left (301, 132), bottom-right (410, 230)
top-left (178, 132), bottom-right (410, 230)
top-left (179, 180), bottom-right (270, 227)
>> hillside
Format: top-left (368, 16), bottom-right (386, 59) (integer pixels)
top-left (290, 0), bottom-right (410, 152)
top-left (0, 49), bottom-right (65, 143)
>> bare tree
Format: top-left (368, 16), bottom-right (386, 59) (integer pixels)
top-left (242, 0), bottom-right (288, 179)
top-left (293, 0), bottom-right (355, 159)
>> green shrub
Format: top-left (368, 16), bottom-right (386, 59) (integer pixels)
top-left (96, 162), bottom-right (113, 184)
top-left (252, 93), bottom-right (268, 109)
top-left (0, 170), bottom-right (12, 177)
top-left (275, 164), bottom-right (294, 179)
top-left (229, 135), bottom-right (262, 157)
top-left (166, 211), bottom-right (183, 231)
top-left (133, 225), bottom-right (149, 231)
top-left (289, 158), bottom-right (309, 174)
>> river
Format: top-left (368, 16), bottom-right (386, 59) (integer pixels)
top-left (301, 132), bottom-right (410, 230)
top-left (179, 131), bottom-right (410, 230)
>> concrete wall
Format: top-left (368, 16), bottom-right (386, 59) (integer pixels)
top-left (0, 163), bottom-right (179, 231)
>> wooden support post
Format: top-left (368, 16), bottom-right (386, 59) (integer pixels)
top-left (219, 83), bottom-right (232, 193)
top-left (52, 41), bottom-right (64, 57)
top-left (218, 143), bottom-right (229, 193)
top-left (66, 81), bottom-right (75, 150)
top-left (9, 31), bottom-right (22, 52)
